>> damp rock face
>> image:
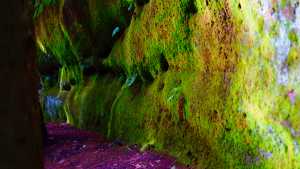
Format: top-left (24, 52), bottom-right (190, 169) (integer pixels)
top-left (36, 0), bottom-right (300, 168)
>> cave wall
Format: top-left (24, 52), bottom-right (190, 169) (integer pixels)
top-left (36, 0), bottom-right (300, 168)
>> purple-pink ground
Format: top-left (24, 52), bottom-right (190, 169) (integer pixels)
top-left (44, 123), bottom-right (190, 169)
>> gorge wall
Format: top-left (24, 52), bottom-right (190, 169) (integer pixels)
top-left (35, 0), bottom-right (300, 168)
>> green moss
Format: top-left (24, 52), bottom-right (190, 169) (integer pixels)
top-left (100, 0), bottom-right (300, 168)
top-left (35, 2), bottom-right (83, 86)
top-left (33, 0), bottom-right (58, 18)
top-left (35, 0), bottom-right (130, 85)
top-left (68, 75), bottom-right (123, 132)
top-left (289, 30), bottom-right (299, 44)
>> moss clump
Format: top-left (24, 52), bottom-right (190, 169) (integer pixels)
top-left (67, 75), bottom-right (123, 132)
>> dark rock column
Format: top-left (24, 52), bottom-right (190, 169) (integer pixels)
top-left (0, 1), bottom-right (43, 169)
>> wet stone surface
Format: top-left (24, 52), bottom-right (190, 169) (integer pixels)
top-left (44, 123), bottom-right (189, 169)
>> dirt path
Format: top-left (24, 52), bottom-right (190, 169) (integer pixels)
top-left (44, 123), bottom-right (189, 169)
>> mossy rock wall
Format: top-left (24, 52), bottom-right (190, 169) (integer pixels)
top-left (37, 0), bottom-right (300, 168)
top-left (35, 0), bottom-right (133, 84)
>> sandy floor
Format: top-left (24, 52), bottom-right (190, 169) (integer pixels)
top-left (44, 123), bottom-right (189, 169)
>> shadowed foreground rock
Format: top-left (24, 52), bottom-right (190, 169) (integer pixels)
top-left (0, 0), bottom-right (43, 168)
